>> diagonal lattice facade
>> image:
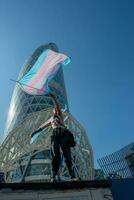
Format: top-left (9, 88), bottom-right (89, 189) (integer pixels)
top-left (0, 43), bottom-right (94, 182)
top-left (98, 142), bottom-right (134, 178)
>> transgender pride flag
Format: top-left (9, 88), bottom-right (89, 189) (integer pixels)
top-left (19, 49), bottom-right (70, 95)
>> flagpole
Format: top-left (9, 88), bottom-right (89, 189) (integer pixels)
top-left (10, 78), bottom-right (44, 92)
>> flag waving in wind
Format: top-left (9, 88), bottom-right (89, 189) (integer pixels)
top-left (19, 49), bottom-right (71, 95)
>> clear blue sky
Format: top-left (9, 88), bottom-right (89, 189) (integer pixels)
top-left (0, 0), bottom-right (134, 167)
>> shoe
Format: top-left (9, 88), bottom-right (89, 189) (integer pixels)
top-left (50, 175), bottom-right (61, 182)
top-left (50, 176), bottom-right (57, 182)
top-left (70, 177), bottom-right (78, 181)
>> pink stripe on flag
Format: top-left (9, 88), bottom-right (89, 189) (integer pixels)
top-left (24, 56), bottom-right (63, 93)
top-left (23, 50), bottom-right (67, 94)
top-left (23, 50), bottom-right (56, 93)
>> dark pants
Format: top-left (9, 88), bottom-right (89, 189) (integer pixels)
top-left (51, 127), bottom-right (74, 178)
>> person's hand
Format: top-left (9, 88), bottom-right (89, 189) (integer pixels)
top-left (48, 93), bottom-right (56, 99)
top-left (31, 128), bottom-right (43, 138)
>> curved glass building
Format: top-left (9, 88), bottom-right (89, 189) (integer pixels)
top-left (0, 43), bottom-right (94, 182)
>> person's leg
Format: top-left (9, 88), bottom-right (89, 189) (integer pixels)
top-left (61, 144), bottom-right (75, 178)
top-left (60, 128), bottom-right (76, 179)
top-left (51, 130), bottom-right (61, 178)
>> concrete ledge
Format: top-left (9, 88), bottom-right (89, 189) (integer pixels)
top-left (0, 180), bottom-right (111, 191)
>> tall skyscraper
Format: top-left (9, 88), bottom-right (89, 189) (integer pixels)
top-left (0, 43), bottom-right (94, 182)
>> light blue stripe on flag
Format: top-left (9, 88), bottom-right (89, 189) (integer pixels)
top-left (30, 130), bottom-right (43, 144)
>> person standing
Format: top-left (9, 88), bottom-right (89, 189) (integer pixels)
top-left (31, 93), bottom-right (76, 182)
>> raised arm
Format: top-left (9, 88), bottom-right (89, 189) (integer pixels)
top-left (49, 93), bottom-right (62, 116)
top-left (38, 118), bottom-right (51, 130)
top-left (31, 118), bottom-right (51, 138)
